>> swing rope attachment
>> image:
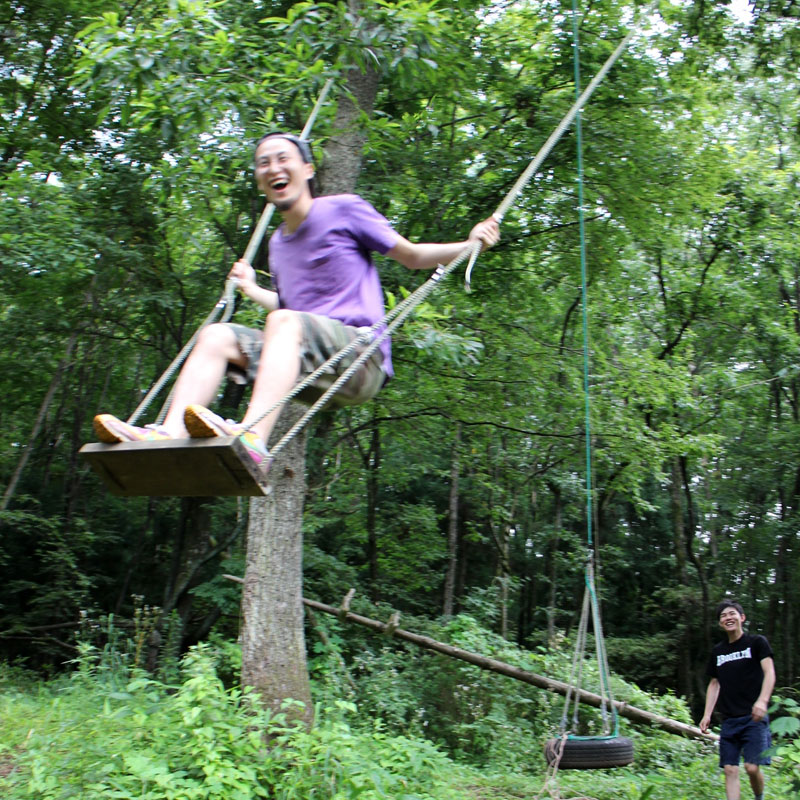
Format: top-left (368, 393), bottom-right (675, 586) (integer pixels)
top-left (539, 1), bottom-right (644, 782)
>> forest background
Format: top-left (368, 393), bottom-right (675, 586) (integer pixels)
top-left (1, 0), bottom-right (800, 794)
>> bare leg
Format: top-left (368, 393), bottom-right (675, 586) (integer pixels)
top-left (724, 764), bottom-right (741, 800)
top-left (744, 763), bottom-right (764, 797)
top-left (241, 309), bottom-right (303, 443)
top-left (162, 324), bottom-right (246, 437)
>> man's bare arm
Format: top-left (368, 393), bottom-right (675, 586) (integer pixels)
top-left (700, 678), bottom-right (720, 733)
top-left (229, 259), bottom-right (279, 312)
top-left (752, 657), bottom-right (776, 721)
top-left (386, 217), bottom-right (500, 271)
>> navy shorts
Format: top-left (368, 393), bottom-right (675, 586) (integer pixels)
top-left (719, 715), bottom-right (771, 767)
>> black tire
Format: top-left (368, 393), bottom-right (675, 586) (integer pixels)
top-left (544, 736), bottom-right (634, 770)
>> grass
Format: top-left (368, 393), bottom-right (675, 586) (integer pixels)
top-left (0, 644), bottom-right (794, 800)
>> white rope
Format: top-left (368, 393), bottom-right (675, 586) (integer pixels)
top-left (129, 278), bottom-right (238, 425)
top-left (561, 588), bottom-right (591, 733)
top-left (248, 262), bottom-right (459, 457)
top-left (465, 24), bottom-right (638, 292)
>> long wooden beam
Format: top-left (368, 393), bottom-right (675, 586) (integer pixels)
top-left (222, 577), bottom-right (715, 743)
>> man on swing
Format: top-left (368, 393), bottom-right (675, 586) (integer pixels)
top-left (93, 132), bottom-right (499, 466)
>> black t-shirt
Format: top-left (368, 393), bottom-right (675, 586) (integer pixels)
top-left (706, 633), bottom-right (773, 719)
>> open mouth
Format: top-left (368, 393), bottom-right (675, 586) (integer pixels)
top-left (270, 179), bottom-right (289, 191)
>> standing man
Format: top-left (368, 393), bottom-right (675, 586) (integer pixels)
top-left (93, 131), bottom-right (499, 466)
top-left (700, 600), bottom-right (776, 800)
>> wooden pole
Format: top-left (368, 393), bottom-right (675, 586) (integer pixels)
top-left (222, 577), bottom-right (716, 742)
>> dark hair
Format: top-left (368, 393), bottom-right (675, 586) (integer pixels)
top-left (254, 131), bottom-right (314, 165)
top-left (254, 131), bottom-right (316, 196)
top-left (716, 599), bottom-right (744, 619)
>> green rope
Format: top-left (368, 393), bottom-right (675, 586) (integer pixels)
top-left (572, 0), bottom-right (592, 552)
top-left (570, 0), bottom-right (620, 739)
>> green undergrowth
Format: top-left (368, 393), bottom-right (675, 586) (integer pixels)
top-left (0, 632), bottom-right (796, 800)
top-left (0, 643), bottom-right (468, 800)
top-left (308, 608), bottom-right (708, 769)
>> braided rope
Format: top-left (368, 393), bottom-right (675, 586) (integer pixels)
top-left (561, 587), bottom-right (591, 734)
top-left (464, 23), bottom-right (638, 292)
top-left (252, 258), bottom-right (469, 457)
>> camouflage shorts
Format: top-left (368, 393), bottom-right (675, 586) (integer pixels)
top-left (224, 313), bottom-right (386, 407)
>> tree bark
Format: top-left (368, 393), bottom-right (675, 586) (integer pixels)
top-left (366, 425), bottom-right (380, 600)
top-left (546, 481), bottom-right (563, 649)
top-left (669, 457), bottom-right (692, 702)
top-left (239, 11), bottom-right (380, 723)
top-left (443, 422), bottom-right (461, 617)
top-left (241, 403), bottom-right (313, 724)
top-left (316, 65), bottom-right (378, 195)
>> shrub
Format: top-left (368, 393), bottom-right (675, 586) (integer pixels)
top-left (770, 695), bottom-right (800, 795)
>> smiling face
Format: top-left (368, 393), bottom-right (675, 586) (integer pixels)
top-left (254, 136), bottom-right (315, 212)
top-left (718, 605), bottom-right (746, 641)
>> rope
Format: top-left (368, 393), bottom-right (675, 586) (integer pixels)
top-left (534, 7), bottom-right (651, 798)
top-left (129, 278), bottom-right (237, 425)
top-left (464, 19), bottom-right (638, 292)
top-left (588, 564), bottom-right (618, 736)
top-left (254, 263), bottom-right (457, 458)
top-left (561, 589), bottom-right (590, 734)
top-left (532, 734), bottom-right (600, 800)
top-left (569, 0), bottom-right (622, 735)
top-left (126, 78), bottom-right (335, 426)
top-left (258, 15), bottom-right (643, 457)
top-left (552, 0), bottom-right (620, 747)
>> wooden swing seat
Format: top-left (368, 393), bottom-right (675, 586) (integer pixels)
top-left (79, 437), bottom-right (269, 497)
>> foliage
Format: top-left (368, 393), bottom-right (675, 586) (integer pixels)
top-left (0, 643), bottom-right (469, 800)
top-left (2, 634), bottom-right (796, 800)
top-left (770, 695), bottom-right (800, 796)
top-left (2, 0), bottom-right (800, 735)
top-left (307, 606), bottom-right (704, 773)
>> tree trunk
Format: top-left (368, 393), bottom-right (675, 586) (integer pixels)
top-left (443, 422), bottom-right (461, 617)
top-left (316, 65), bottom-right (378, 195)
top-left (239, 15), bottom-right (380, 723)
top-left (1, 330), bottom-right (78, 513)
top-left (669, 457), bottom-right (692, 701)
top-left (546, 481), bottom-right (563, 648)
top-left (679, 454), bottom-right (711, 706)
top-left (241, 403), bottom-right (313, 725)
top-left (366, 425), bottom-right (380, 601)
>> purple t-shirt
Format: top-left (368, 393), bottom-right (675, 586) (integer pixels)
top-left (269, 194), bottom-right (400, 377)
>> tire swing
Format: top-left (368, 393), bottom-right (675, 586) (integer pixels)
top-left (544, 735), bottom-right (635, 771)
top-left (541, 0), bottom-right (634, 777)
top-left (542, 563), bottom-right (634, 771)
